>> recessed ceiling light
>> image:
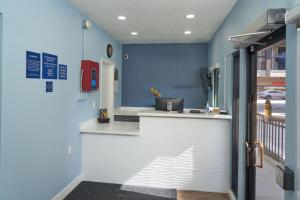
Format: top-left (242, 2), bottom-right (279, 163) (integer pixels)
top-left (118, 16), bottom-right (126, 20)
top-left (186, 14), bottom-right (195, 19)
top-left (184, 31), bottom-right (192, 35)
top-left (131, 32), bottom-right (138, 36)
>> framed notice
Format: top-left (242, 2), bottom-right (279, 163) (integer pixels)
top-left (26, 51), bottom-right (41, 79)
top-left (46, 81), bottom-right (53, 92)
top-left (42, 53), bottom-right (58, 79)
top-left (59, 64), bottom-right (67, 80)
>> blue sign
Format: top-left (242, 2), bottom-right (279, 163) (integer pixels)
top-left (46, 81), bottom-right (53, 92)
top-left (59, 64), bottom-right (67, 80)
top-left (26, 51), bottom-right (41, 79)
top-left (42, 53), bottom-right (58, 79)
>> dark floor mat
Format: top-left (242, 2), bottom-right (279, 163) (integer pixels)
top-left (64, 181), bottom-right (177, 200)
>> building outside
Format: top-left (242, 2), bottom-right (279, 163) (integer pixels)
top-left (257, 40), bottom-right (286, 93)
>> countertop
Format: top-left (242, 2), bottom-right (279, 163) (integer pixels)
top-left (115, 107), bottom-right (231, 120)
top-left (114, 107), bottom-right (152, 116)
top-left (80, 107), bottom-right (231, 136)
top-left (137, 110), bottom-right (232, 120)
top-left (80, 118), bottom-right (139, 136)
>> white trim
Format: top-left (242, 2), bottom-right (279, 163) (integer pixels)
top-left (101, 58), bottom-right (115, 66)
top-left (297, 28), bottom-right (300, 199)
top-left (228, 189), bottom-right (236, 200)
top-left (286, 4), bottom-right (300, 24)
top-left (52, 174), bottom-right (83, 200)
top-left (100, 59), bottom-right (115, 119)
top-left (209, 63), bottom-right (220, 71)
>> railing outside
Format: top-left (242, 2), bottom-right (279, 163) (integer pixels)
top-left (257, 113), bottom-right (285, 162)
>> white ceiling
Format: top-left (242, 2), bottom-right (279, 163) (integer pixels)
top-left (69, 0), bottom-right (237, 44)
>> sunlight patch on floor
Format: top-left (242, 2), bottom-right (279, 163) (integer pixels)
top-left (121, 146), bottom-right (194, 195)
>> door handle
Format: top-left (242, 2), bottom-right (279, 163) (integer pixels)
top-left (246, 141), bottom-right (264, 168)
top-left (254, 141), bottom-right (264, 168)
top-left (246, 142), bottom-right (250, 166)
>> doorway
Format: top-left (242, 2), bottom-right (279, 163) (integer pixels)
top-left (100, 59), bottom-right (115, 119)
top-left (246, 27), bottom-right (286, 200)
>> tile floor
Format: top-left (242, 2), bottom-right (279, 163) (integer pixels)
top-left (256, 155), bottom-right (284, 200)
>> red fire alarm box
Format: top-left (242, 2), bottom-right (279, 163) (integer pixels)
top-left (81, 60), bottom-right (100, 92)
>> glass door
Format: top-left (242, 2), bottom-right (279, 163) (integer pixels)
top-left (246, 27), bottom-right (286, 200)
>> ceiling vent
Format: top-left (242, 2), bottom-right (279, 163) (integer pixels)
top-left (228, 8), bottom-right (286, 49)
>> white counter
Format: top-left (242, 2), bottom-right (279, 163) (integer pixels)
top-left (80, 107), bottom-right (231, 193)
top-left (80, 107), bottom-right (231, 136)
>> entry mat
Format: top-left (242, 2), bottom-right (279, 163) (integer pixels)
top-left (64, 181), bottom-right (177, 200)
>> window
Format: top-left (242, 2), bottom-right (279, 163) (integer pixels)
top-left (277, 47), bottom-right (286, 70)
top-left (257, 40), bottom-right (286, 74)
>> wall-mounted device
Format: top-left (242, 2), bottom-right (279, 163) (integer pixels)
top-left (107, 44), bottom-right (113, 58)
top-left (81, 60), bottom-right (99, 92)
top-left (276, 165), bottom-right (294, 191)
top-left (82, 20), bottom-right (92, 29)
top-left (228, 8), bottom-right (286, 49)
top-left (123, 53), bottom-right (129, 60)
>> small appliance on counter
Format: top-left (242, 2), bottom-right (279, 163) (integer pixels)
top-left (189, 109), bottom-right (202, 114)
top-left (209, 107), bottom-right (221, 114)
top-left (98, 109), bottom-right (110, 123)
top-left (219, 109), bottom-right (228, 115)
top-left (155, 97), bottom-right (184, 113)
top-left (114, 115), bottom-right (139, 122)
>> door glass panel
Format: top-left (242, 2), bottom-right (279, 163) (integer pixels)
top-left (256, 40), bottom-right (285, 200)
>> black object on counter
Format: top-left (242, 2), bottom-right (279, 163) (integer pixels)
top-left (220, 110), bottom-right (228, 115)
top-left (190, 110), bottom-right (202, 114)
top-left (98, 109), bottom-right (110, 123)
top-left (114, 115), bottom-right (139, 122)
top-left (97, 118), bottom-right (110, 123)
top-left (155, 97), bottom-right (184, 112)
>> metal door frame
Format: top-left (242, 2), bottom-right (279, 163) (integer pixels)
top-left (245, 26), bottom-right (286, 200)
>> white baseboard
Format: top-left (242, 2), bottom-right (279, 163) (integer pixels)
top-left (228, 189), bottom-right (236, 200)
top-left (52, 174), bottom-right (83, 200)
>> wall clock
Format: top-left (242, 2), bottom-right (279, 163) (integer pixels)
top-left (107, 44), bottom-right (113, 58)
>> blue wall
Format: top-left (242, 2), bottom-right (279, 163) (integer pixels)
top-left (122, 43), bottom-right (208, 108)
top-left (209, 0), bottom-right (299, 200)
top-left (0, 1), bottom-right (122, 200)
